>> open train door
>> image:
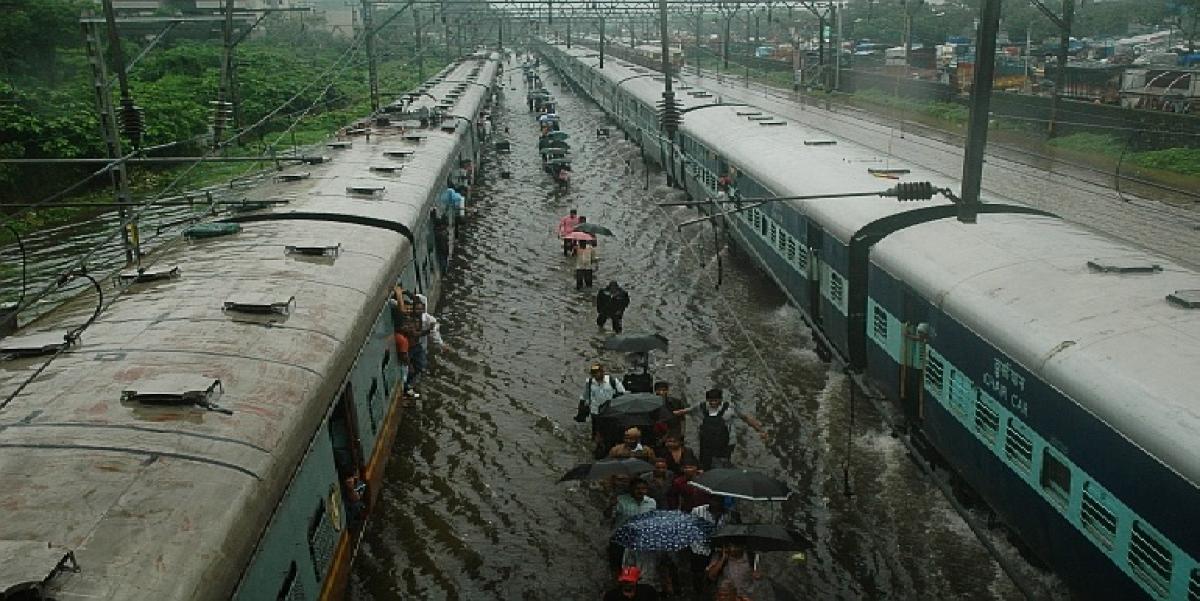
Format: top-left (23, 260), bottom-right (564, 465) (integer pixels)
top-left (898, 288), bottom-right (929, 427)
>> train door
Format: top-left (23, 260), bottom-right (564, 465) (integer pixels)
top-left (899, 287), bottom-right (928, 425)
top-left (328, 384), bottom-right (367, 521)
top-left (805, 220), bottom-right (824, 327)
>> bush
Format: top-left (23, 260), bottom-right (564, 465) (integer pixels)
top-left (1132, 148), bottom-right (1200, 176)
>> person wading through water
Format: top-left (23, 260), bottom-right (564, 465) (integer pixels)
top-left (674, 388), bottom-right (768, 470)
top-left (575, 363), bottom-right (626, 458)
top-left (596, 281), bottom-right (630, 333)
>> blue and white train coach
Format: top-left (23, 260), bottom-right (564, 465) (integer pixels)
top-left (539, 40), bottom-right (1200, 601)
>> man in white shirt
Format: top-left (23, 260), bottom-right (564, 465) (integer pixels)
top-left (405, 294), bottom-right (447, 398)
top-left (577, 363), bottom-right (626, 455)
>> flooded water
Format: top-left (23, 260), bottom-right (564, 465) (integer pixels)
top-left (350, 63), bottom-right (1061, 600)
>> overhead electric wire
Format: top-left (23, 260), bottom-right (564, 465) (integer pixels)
top-left (1, 134), bottom-right (212, 229)
top-left (668, 63), bottom-right (1200, 220)
top-left (4, 27), bottom-right (371, 325)
top-left (1, 27), bottom-right (380, 416)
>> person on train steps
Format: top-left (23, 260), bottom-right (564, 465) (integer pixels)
top-left (406, 295), bottom-right (446, 398)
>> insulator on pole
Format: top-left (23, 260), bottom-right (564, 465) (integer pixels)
top-left (119, 98), bottom-right (145, 149)
top-left (890, 181), bottom-right (936, 202)
top-left (656, 91), bottom-right (682, 138)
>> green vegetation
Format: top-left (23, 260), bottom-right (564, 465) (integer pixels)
top-left (1130, 148), bottom-right (1200, 176)
top-left (1046, 134), bottom-right (1200, 176)
top-left (1046, 133), bottom-right (1124, 156)
top-left (852, 88), bottom-right (969, 125)
top-left (0, 0), bottom-right (430, 241)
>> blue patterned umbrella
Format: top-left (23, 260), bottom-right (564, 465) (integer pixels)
top-left (611, 510), bottom-right (715, 551)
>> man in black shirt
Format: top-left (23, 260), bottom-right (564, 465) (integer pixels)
top-left (596, 281), bottom-right (631, 333)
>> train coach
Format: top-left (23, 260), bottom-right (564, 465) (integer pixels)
top-left (539, 41), bottom-right (1200, 601)
top-left (0, 52), bottom-right (499, 600)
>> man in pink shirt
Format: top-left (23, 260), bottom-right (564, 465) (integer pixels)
top-left (557, 209), bottom-right (582, 256)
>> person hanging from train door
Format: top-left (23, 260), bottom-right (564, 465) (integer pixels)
top-left (405, 294), bottom-right (447, 399)
top-left (674, 389), bottom-right (768, 470)
top-left (431, 208), bottom-right (450, 273)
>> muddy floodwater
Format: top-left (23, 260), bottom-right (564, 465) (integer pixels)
top-left (350, 62), bottom-right (1065, 601)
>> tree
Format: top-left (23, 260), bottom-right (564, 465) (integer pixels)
top-left (1173, 0), bottom-right (1200, 52)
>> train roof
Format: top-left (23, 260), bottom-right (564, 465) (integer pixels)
top-left (546, 43), bottom-right (956, 236)
top-left (550, 45), bottom-right (713, 112)
top-left (676, 103), bottom-right (958, 239)
top-left (876, 214), bottom-right (1200, 486)
top-left (0, 54), bottom-right (498, 600)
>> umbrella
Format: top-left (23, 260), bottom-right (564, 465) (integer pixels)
top-left (574, 222), bottom-right (614, 236)
top-left (691, 468), bottom-right (792, 502)
top-left (595, 410), bottom-right (668, 431)
top-left (612, 510), bottom-right (715, 551)
top-left (548, 131), bottom-right (570, 141)
top-left (600, 393), bottom-right (667, 415)
top-left (604, 333), bottom-right (669, 353)
top-left (712, 523), bottom-right (812, 552)
top-left (563, 231), bottom-right (595, 242)
top-left (558, 458), bottom-right (653, 482)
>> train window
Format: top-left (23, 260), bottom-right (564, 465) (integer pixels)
top-left (785, 238), bottom-right (797, 263)
top-left (974, 396), bottom-right (1000, 445)
top-left (275, 561), bottom-right (301, 601)
top-left (308, 499), bottom-right (329, 578)
top-left (1003, 422), bottom-right (1034, 474)
top-left (367, 377), bottom-right (380, 434)
top-left (1080, 482), bottom-right (1117, 551)
top-left (381, 350), bottom-right (392, 399)
top-left (1039, 450), bottom-right (1071, 508)
top-left (829, 272), bottom-right (845, 306)
top-left (946, 370), bottom-right (971, 417)
top-left (795, 246), bottom-right (809, 272)
top-left (872, 306), bottom-right (887, 341)
top-left (1188, 568), bottom-right (1199, 601)
top-left (1128, 521), bottom-right (1173, 598)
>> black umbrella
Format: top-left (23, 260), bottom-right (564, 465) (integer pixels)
top-left (600, 393), bottom-right (666, 415)
top-left (574, 222), bottom-right (615, 236)
top-left (594, 411), bottom-right (667, 431)
top-left (712, 523), bottom-right (812, 552)
top-left (558, 458), bottom-right (653, 482)
top-left (604, 333), bottom-right (669, 353)
top-left (692, 468), bottom-right (792, 501)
